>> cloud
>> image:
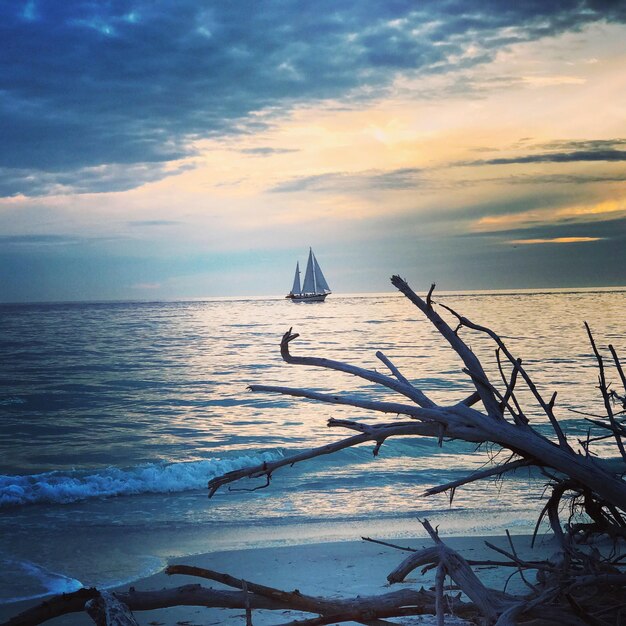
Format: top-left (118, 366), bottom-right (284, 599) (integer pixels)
top-left (462, 149), bottom-right (626, 166)
top-left (465, 214), bottom-right (626, 243)
top-left (0, 234), bottom-right (83, 246)
top-left (540, 139), bottom-right (626, 151)
top-left (271, 167), bottom-right (423, 193)
top-left (127, 220), bottom-right (181, 227)
top-left (240, 147), bottom-right (300, 156)
top-left (0, 162), bottom-right (195, 197)
top-left (471, 201), bottom-right (624, 233)
top-left (2, 1), bottom-right (626, 196)
top-left (498, 173), bottom-right (626, 185)
top-left (507, 236), bottom-right (604, 245)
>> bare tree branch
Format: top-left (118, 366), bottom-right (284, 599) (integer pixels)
top-left (585, 323), bottom-right (626, 462)
top-left (435, 299), bottom-right (571, 450)
top-left (391, 277), bottom-right (503, 418)
top-left (279, 328), bottom-right (435, 408)
top-left (423, 458), bottom-right (534, 497)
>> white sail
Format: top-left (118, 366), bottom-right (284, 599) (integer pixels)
top-left (287, 248), bottom-right (331, 301)
top-left (313, 255), bottom-right (331, 293)
top-left (301, 248), bottom-right (317, 294)
top-left (290, 262), bottom-right (301, 295)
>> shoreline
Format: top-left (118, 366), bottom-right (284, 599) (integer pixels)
top-left (0, 532), bottom-right (558, 626)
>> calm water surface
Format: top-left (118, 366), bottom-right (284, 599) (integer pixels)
top-left (1, 289), bottom-right (625, 604)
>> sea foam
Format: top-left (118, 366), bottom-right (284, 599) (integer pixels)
top-left (0, 559), bottom-right (83, 603)
top-left (0, 451), bottom-right (282, 508)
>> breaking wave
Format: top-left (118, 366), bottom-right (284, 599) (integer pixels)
top-left (0, 451), bottom-right (283, 508)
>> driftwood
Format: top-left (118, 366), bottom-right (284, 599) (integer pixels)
top-left (4, 276), bottom-right (625, 626)
top-left (84, 592), bottom-right (140, 626)
top-left (206, 276), bottom-right (626, 624)
top-left (3, 575), bottom-right (480, 626)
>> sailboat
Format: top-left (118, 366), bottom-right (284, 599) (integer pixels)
top-left (286, 248), bottom-right (331, 302)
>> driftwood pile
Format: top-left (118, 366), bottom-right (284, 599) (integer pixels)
top-left (4, 276), bottom-right (625, 626)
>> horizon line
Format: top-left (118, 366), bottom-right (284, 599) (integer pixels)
top-left (2, 284), bottom-right (626, 306)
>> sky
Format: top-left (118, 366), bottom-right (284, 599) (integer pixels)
top-left (1, 0), bottom-right (626, 302)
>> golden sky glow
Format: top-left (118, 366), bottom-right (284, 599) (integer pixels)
top-left (507, 237), bottom-right (603, 245)
top-left (1, 5), bottom-right (626, 299)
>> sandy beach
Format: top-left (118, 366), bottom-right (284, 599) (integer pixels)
top-left (1, 532), bottom-right (559, 626)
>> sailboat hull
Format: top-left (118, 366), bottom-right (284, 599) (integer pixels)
top-left (286, 293), bottom-right (329, 303)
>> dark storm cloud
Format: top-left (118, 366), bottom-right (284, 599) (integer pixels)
top-left (2, 0), bottom-right (625, 196)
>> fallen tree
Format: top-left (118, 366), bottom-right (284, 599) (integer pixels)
top-left (4, 277), bottom-right (625, 626)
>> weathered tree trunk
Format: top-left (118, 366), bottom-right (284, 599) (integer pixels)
top-left (84, 592), bottom-right (139, 626)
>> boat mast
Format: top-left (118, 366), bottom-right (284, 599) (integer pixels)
top-left (310, 248), bottom-right (317, 294)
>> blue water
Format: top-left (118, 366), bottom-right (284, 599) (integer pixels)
top-left (1, 290), bottom-right (625, 604)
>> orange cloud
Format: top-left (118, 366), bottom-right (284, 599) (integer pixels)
top-left (473, 198), bottom-right (626, 232)
top-left (507, 237), bottom-right (603, 245)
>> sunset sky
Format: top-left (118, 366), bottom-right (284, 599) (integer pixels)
top-left (1, 1), bottom-right (626, 302)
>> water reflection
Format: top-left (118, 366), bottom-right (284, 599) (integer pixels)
top-left (1, 290), bottom-right (625, 471)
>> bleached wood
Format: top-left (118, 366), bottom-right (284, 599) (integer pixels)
top-left (434, 295), bottom-right (570, 449)
top-left (84, 592), bottom-right (139, 626)
top-left (3, 584), bottom-right (479, 626)
top-left (391, 275), bottom-right (502, 418)
top-left (279, 328), bottom-right (435, 408)
top-left (209, 421), bottom-right (454, 496)
top-left (247, 382), bottom-right (626, 511)
top-left (585, 322), bottom-right (626, 461)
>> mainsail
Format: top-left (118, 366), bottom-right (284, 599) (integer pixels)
top-left (300, 248), bottom-right (331, 294)
top-left (313, 255), bottom-right (330, 293)
top-left (301, 248), bottom-right (317, 294)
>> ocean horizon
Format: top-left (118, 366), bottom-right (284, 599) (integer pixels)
top-left (3, 284), bottom-right (626, 306)
top-left (2, 288), bottom-right (625, 604)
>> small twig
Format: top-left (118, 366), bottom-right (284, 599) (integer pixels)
top-left (242, 580), bottom-right (253, 626)
top-left (609, 344), bottom-right (626, 397)
top-left (376, 351), bottom-right (413, 387)
top-left (498, 352), bottom-right (526, 425)
top-left (506, 529), bottom-right (538, 592)
top-left (372, 439), bottom-right (385, 456)
top-left (426, 283), bottom-right (436, 308)
top-left (435, 563), bottom-right (445, 626)
top-left (228, 474), bottom-right (271, 493)
top-left (361, 537), bottom-right (417, 552)
top-left (585, 322), bottom-right (626, 462)
top-left (423, 458), bottom-right (533, 497)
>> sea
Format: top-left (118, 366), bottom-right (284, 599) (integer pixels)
top-left (1, 288), bottom-right (625, 606)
